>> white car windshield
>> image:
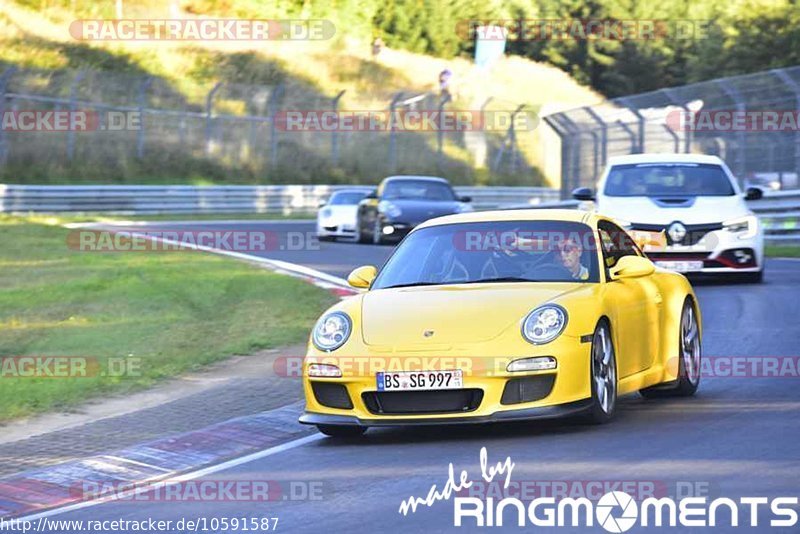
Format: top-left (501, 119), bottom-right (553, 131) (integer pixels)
top-left (604, 163), bottom-right (736, 197)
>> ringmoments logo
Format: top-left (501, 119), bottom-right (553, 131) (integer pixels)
top-left (397, 448), bottom-right (799, 530)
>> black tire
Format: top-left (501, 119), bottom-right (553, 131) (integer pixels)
top-left (372, 218), bottom-right (383, 245)
top-left (355, 219), bottom-right (369, 244)
top-left (587, 319), bottom-right (617, 424)
top-left (640, 297), bottom-right (701, 398)
top-left (316, 424), bottom-right (367, 438)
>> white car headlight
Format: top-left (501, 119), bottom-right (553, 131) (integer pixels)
top-left (378, 201), bottom-right (402, 218)
top-left (312, 312), bottom-right (352, 352)
top-left (456, 203), bottom-right (473, 213)
top-left (320, 208), bottom-right (332, 219)
top-left (307, 363), bottom-right (342, 377)
top-left (723, 215), bottom-right (758, 239)
top-left (521, 305), bottom-right (568, 345)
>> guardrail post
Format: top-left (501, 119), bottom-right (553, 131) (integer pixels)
top-left (136, 77), bottom-right (153, 159)
top-left (716, 79), bottom-right (747, 183)
top-left (543, 114), bottom-right (578, 199)
top-left (268, 84), bottom-right (284, 169)
top-left (436, 92), bottom-right (452, 172)
top-left (388, 92), bottom-right (403, 173)
top-left (618, 97), bottom-right (645, 153)
top-left (331, 90), bottom-right (345, 166)
top-left (659, 88), bottom-right (692, 153)
top-left (583, 106), bottom-right (608, 169)
top-left (616, 120), bottom-right (638, 154)
top-left (771, 69), bottom-right (800, 187)
top-left (0, 67), bottom-right (17, 168)
top-left (205, 81), bottom-right (222, 156)
top-left (67, 70), bottom-right (85, 161)
top-left (492, 104), bottom-right (525, 175)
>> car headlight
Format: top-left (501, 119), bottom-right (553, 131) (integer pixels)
top-left (723, 215), bottom-right (758, 239)
top-left (456, 203), bottom-right (474, 213)
top-left (320, 208), bottom-right (332, 218)
top-left (521, 305), bottom-right (568, 345)
top-left (378, 200), bottom-right (402, 218)
top-left (312, 312), bottom-right (352, 352)
top-left (307, 363), bottom-right (342, 377)
top-left (507, 356), bottom-right (557, 372)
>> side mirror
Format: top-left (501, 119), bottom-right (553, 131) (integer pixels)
top-left (318, 201), bottom-right (327, 208)
top-left (347, 265), bottom-right (377, 289)
top-left (365, 190), bottom-right (378, 200)
top-left (609, 255), bottom-right (655, 280)
top-left (744, 187), bottom-right (763, 201)
top-left (459, 195), bottom-right (472, 203)
top-left (572, 187), bottom-right (595, 201)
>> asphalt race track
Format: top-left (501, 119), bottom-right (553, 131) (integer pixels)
top-left (48, 221), bottom-right (800, 532)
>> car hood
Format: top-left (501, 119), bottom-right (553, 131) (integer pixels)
top-left (359, 282), bottom-right (585, 347)
top-left (598, 195), bottom-right (750, 225)
top-left (385, 199), bottom-right (464, 223)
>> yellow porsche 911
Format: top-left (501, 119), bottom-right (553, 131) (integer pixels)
top-left (299, 209), bottom-right (702, 437)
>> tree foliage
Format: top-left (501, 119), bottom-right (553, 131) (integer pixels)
top-left (367, 0), bottom-right (800, 97)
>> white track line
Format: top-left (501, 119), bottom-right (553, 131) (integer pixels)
top-left (14, 433), bottom-right (324, 522)
top-left (63, 222), bottom-right (355, 290)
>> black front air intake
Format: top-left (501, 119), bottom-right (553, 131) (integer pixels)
top-left (501, 375), bottom-right (556, 405)
top-left (362, 389), bottom-right (484, 415)
top-left (311, 382), bottom-right (353, 409)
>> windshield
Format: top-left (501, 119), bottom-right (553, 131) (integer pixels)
top-left (372, 221), bottom-right (600, 289)
top-left (382, 180), bottom-right (456, 201)
top-left (329, 192), bottom-right (366, 205)
top-left (604, 163), bottom-right (736, 197)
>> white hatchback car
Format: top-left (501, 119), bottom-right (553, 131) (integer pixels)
top-left (573, 153), bottom-right (765, 282)
top-left (316, 189), bottom-right (368, 241)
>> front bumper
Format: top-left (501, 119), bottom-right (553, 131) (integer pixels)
top-left (638, 226), bottom-right (764, 275)
top-left (317, 220), bottom-right (357, 238)
top-left (300, 336), bottom-right (594, 427)
top-left (299, 398), bottom-right (593, 427)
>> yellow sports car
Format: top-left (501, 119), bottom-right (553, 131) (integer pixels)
top-left (299, 209), bottom-right (702, 437)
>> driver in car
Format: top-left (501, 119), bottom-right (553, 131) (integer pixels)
top-left (556, 236), bottom-right (590, 280)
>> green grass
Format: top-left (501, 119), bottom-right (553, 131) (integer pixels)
top-left (766, 245), bottom-right (800, 258)
top-left (0, 215), bottom-right (336, 421)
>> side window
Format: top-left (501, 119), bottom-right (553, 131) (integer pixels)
top-left (598, 221), bottom-right (640, 269)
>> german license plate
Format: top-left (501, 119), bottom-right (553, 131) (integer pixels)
top-left (655, 260), bottom-right (703, 273)
top-left (376, 370), bottom-right (463, 391)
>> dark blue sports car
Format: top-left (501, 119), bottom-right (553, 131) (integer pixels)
top-left (355, 176), bottom-right (473, 244)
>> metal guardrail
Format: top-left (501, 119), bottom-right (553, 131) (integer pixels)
top-left (0, 184), bottom-right (560, 215)
top-left (0, 184), bottom-right (795, 242)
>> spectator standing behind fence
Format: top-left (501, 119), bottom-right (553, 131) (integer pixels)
top-left (372, 37), bottom-right (384, 59)
top-left (439, 68), bottom-right (452, 101)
